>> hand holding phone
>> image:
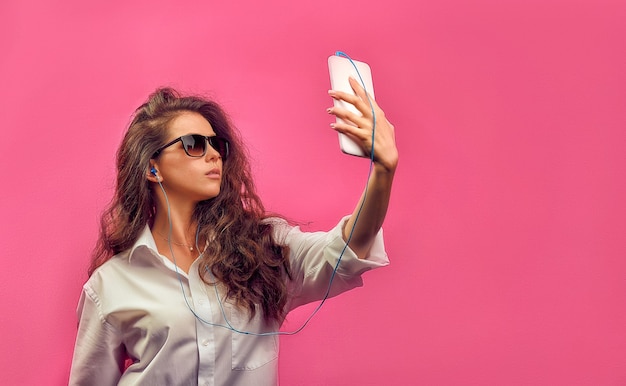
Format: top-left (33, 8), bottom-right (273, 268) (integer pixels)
top-left (328, 54), bottom-right (375, 157)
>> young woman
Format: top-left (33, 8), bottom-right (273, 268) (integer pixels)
top-left (69, 77), bottom-right (398, 385)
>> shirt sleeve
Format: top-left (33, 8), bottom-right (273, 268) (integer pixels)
top-left (68, 284), bottom-right (125, 386)
top-left (273, 216), bottom-right (390, 312)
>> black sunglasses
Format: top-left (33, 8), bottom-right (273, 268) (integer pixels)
top-left (153, 134), bottom-right (230, 159)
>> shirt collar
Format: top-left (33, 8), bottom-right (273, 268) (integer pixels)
top-left (127, 224), bottom-right (160, 263)
top-left (126, 225), bottom-right (194, 278)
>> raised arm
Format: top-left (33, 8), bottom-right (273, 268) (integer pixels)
top-left (327, 77), bottom-right (399, 259)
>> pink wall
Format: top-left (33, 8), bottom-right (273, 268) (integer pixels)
top-left (1, 0), bottom-right (625, 384)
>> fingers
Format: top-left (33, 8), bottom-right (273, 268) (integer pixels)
top-left (327, 78), bottom-right (398, 171)
top-left (348, 77), bottom-right (372, 106)
top-left (328, 77), bottom-right (378, 118)
top-left (329, 116), bottom-right (369, 139)
top-left (327, 104), bottom-right (368, 129)
top-left (327, 76), bottom-right (379, 132)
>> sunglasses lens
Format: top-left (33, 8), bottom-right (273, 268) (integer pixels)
top-left (209, 137), bottom-right (229, 160)
top-left (178, 135), bottom-right (229, 159)
top-left (182, 135), bottom-right (206, 157)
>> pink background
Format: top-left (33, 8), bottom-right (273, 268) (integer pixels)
top-left (1, 0), bottom-right (625, 384)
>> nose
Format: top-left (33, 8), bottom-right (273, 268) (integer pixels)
top-left (204, 138), bottom-right (221, 161)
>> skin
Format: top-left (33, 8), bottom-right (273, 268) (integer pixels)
top-left (147, 112), bottom-right (223, 272)
top-left (327, 77), bottom-right (399, 259)
top-left (146, 78), bottom-right (399, 271)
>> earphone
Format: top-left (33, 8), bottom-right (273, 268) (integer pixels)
top-left (155, 51), bottom-right (376, 336)
top-left (151, 167), bottom-right (161, 181)
top-left (334, 50), bottom-right (377, 162)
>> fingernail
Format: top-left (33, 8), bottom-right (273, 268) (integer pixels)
top-left (326, 107), bottom-right (332, 114)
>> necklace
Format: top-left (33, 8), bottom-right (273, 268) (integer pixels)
top-left (155, 230), bottom-right (195, 251)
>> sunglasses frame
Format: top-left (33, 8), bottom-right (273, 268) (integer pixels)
top-left (153, 134), bottom-right (230, 159)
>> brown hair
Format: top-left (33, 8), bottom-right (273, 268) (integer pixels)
top-left (90, 87), bottom-right (291, 323)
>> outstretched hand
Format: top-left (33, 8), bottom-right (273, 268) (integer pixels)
top-left (328, 77), bottom-right (399, 173)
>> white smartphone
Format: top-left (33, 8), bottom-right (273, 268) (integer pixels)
top-left (328, 54), bottom-right (375, 157)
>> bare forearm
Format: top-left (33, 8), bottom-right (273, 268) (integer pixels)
top-left (328, 76), bottom-right (399, 258)
top-left (343, 163), bottom-right (395, 258)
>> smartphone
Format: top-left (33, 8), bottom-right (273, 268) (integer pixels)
top-left (328, 54), bottom-right (375, 157)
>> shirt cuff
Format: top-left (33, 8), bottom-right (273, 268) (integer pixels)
top-left (325, 216), bottom-right (390, 277)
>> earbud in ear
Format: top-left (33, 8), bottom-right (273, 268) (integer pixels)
top-left (149, 167), bottom-right (161, 181)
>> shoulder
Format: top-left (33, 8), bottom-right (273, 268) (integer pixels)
top-left (262, 216), bottom-right (294, 244)
top-left (85, 252), bottom-right (131, 291)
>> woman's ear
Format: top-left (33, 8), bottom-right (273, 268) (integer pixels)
top-left (147, 162), bottom-right (161, 182)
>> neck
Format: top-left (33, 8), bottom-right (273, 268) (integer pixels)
top-left (152, 193), bottom-right (199, 249)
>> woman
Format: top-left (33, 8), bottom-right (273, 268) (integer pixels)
top-left (69, 77), bottom-right (398, 385)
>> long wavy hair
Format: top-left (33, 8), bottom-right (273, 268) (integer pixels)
top-left (90, 87), bottom-right (291, 323)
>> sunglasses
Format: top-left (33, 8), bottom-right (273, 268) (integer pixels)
top-left (153, 134), bottom-right (230, 159)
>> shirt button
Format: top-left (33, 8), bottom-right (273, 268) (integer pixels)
top-left (202, 339), bottom-right (209, 346)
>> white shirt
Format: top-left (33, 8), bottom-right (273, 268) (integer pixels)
top-left (69, 217), bottom-right (389, 386)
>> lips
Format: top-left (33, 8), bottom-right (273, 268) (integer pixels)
top-left (206, 167), bottom-right (221, 179)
